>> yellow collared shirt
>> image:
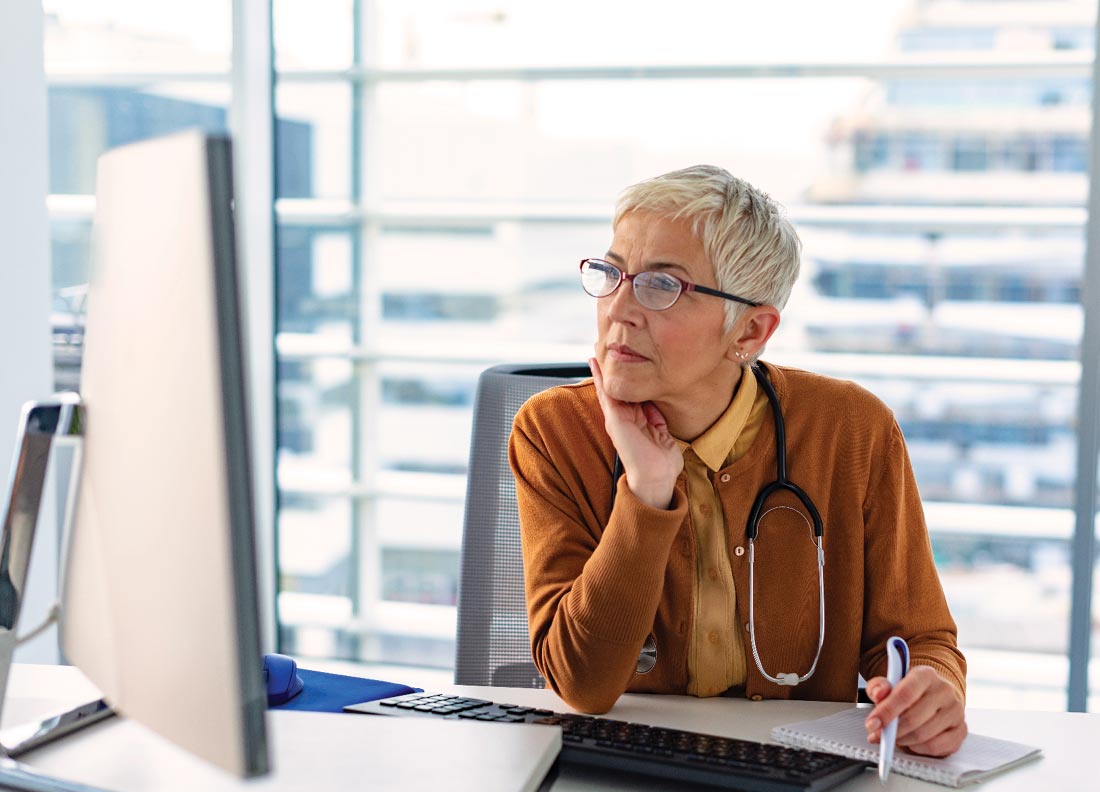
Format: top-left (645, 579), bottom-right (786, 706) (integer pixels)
top-left (676, 365), bottom-right (770, 697)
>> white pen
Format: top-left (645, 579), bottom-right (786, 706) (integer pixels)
top-left (878, 636), bottom-right (911, 783)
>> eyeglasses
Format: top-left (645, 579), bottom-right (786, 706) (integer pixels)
top-left (579, 258), bottom-right (761, 312)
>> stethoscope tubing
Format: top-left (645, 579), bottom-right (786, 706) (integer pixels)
top-left (747, 364), bottom-right (826, 686)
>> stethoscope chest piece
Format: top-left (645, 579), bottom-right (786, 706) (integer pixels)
top-left (636, 634), bottom-right (657, 674)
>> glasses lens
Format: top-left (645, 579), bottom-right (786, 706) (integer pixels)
top-left (633, 271), bottom-right (682, 310)
top-left (581, 259), bottom-right (620, 297)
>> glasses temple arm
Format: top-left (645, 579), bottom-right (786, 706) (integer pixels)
top-left (690, 284), bottom-right (761, 307)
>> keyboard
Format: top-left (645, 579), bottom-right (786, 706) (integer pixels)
top-left (345, 692), bottom-right (867, 791)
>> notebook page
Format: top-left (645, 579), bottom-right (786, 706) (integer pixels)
top-left (772, 708), bottom-right (1041, 787)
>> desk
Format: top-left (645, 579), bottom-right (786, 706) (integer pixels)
top-left (5, 664), bottom-right (1097, 791)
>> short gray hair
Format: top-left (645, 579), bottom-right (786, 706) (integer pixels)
top-left (614, 165), bottom-right (802, 331)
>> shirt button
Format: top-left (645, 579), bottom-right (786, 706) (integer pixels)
top-left (708, 631), bottom-right (719, 644)
top-left (707, 567), bottom-right (719, 581)
top-left (700, 504), bottom-right (712, 517)
top-left (720, 473), bottom-right (731, 483)
top-left (734, 546), bottom-right (745, 557)
top-left (751, 694), bottom-right (763, 702)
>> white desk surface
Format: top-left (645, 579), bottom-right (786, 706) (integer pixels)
top-left (5, 664), bottom-right (1098, 791)
top-left (1, 665), bottom-right (559, 792)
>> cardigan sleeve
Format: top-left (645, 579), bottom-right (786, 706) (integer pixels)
top-left (509, 395), bottom-right (686, 713)
top-left (859, 419), bottom-right (967, 701)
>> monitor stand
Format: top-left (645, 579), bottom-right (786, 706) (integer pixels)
top-left (0, 395), bottom-right (113, 790)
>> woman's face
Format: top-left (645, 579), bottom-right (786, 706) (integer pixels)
top-left (594, 211), bottom-right (742, 427)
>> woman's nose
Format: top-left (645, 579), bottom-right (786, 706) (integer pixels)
top-left (604, 277), bottom-right (644, 324)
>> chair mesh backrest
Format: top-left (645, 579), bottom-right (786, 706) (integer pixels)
top-left (454, 362), bottom-right (591, 687)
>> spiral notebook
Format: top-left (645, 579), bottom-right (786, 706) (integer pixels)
top-left (772, 708), bottom-right (1041, 787)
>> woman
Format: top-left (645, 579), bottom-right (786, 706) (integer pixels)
top-left (509, 165), bottom-right (968, 757)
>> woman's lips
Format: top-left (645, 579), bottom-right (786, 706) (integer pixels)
top-left (608, 343), bottom-right (649, 362)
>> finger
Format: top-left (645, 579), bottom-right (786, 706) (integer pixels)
top-left (863, 678), bottom-right (887, 739)
top-left (864, 677), bottom-right (890, 704)
top-left (590, 358), bottom-right (627, 427)
top-left (589, 357), bottom-right (606, 404)
top-left (640, 401), bottom-right (667, 430)
top-left (904, 721), bottom-right (968, 758)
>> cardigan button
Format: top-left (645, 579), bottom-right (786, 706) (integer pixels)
top-left (734, 546), bottom-right (745, 557)
top-left (751, 694), bottom-right (763, 702)
top-left (720, 473), bottom-right (731, 483)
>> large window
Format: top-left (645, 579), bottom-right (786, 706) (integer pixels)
top-left (271, 0), bottom-right (1100, 711)
top-left (44, 0), bottom-right (1100, 712)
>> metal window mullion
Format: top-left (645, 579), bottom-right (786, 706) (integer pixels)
top-left (75, 56), bottom-right (1093, 88)
top-left (230, 0), bottom-right (275, 654)
top-left (1066, 0), bottom-right (1100, 714)
top-left (273, 343), bottom-right (1079, 386)
top-left (341, 0), bottom-right (373, 657)
top-left (272, 200), bottom-right (1090, 234)
top-left (352, 0), bottom-right (385, 662)
top-left (54, 196), bottom-right (1093, 233)
top-left (274, 54), bottom-right (1094, 84)
top-left (46, 72), bottom-right (231, 87)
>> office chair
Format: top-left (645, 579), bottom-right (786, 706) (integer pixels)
top-left (454, 362), bottom-right (591, 688)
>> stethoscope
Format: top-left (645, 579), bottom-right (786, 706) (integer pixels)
top-left (609, 364), bottom-right (826, 687)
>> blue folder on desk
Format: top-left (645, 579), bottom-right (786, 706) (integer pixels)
top-left (271, 668), bottom-right (421, 713)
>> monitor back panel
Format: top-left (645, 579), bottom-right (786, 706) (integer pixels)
top-left (61, 130), bottom-right (267, 777)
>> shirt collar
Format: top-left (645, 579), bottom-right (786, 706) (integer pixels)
top-left (676, 364), bottom-right (758, 472)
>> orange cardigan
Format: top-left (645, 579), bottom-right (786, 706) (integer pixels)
top-left (509, 362), bottom-right (966, 714)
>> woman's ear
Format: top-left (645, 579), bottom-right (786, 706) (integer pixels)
top-left (725, 306), bottom-right (781, 361)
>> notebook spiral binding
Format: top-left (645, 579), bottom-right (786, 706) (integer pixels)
top-left (771, 725), bottom-right (955, 785)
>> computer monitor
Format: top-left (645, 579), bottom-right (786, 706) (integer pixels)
top-left (58, 130), bottom-right (269, 777)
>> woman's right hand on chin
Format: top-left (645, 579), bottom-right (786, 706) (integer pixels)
top-left (590, 357), bottom-right (683, 510)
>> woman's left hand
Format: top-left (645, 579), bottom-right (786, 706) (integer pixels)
top-left (864, 665), bottom-right (967, 757)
